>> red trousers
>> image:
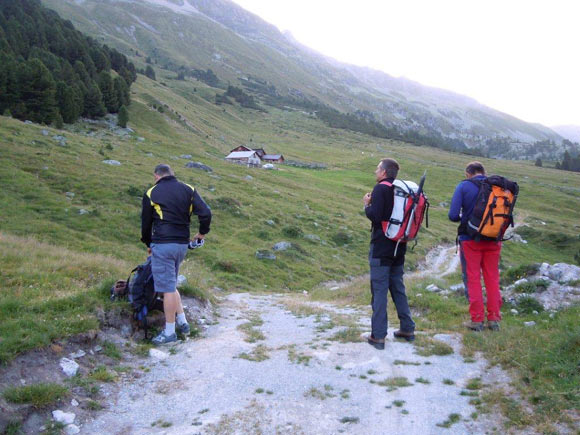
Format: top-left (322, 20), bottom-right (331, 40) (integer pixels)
top-left (461, 240), bottom-right (502, 322)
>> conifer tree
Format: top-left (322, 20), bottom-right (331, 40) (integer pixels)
top-left (118, 104), bottom-right (129, 128)
top-left (97, 71), bottom-right (118, 112)
top-left (17, 59), bottom-right (57, 124)
top-left (83, 81), bottom-right (106, 118)
top-left (54, 111), bottom-right (64, 129)
top-left (113, 76), bottom-right (130, 107)
top-left (145, 65), bottom-right (156, 81)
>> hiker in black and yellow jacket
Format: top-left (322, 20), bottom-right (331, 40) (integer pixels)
top-left (141, 164), bottom-right (211, 345)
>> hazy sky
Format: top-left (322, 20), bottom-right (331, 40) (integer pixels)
top-left (233, 0), bottom-right (579, 127)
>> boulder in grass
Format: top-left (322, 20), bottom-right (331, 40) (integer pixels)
top-left (185, 161), bottom-right (212, 172)
top-left (256, 250), bottom-right (276, 260)
top-left (273, 241), bottom-right (292, 251)
top-left (425, 284), bottom-right (440, 293)
top-left (102, 160), bottom-right (121, 166)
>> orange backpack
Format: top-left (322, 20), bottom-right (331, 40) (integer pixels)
top-left (464, 175), bottom-right (519, 241)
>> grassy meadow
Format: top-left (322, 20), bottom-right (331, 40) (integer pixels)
top-left (1, 71), bottom-right (579, 431)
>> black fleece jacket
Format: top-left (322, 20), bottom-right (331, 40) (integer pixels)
top-left (364, 177), bottom-right (406, 264)
top-left (141, 176), bottom-right (211, 247)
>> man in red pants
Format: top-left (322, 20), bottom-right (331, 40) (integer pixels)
top-left (448, 162), bottom-right (502, 331)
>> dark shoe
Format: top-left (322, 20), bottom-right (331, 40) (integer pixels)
top-left (177, 322), bottom-right (190, 335)
top-left (464, 321), bottom-right (484, 332)
top-left (362, 333), bottom-right (385, 350)
top-left (152, 331), bottom-right (177, 345)
top-left (393, 330), bottom-right (415, 342)
top-left (487, 321), bottom-right (500, 331)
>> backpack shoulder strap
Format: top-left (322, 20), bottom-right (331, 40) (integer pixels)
top-left (379, 181), bottom-right (393, 187)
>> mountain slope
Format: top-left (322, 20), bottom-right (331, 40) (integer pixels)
top-left (42, 0), bottom-right (563, 158)
top-left (551, 125), bottom-right (580, 143)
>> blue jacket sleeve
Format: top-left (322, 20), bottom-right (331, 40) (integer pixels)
top-left (448, 183), bottom-right (463, 222)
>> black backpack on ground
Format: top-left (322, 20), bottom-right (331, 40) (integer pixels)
top-left (110, 257), bottom-right (163, 338)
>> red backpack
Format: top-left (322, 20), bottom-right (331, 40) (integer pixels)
top-left (381, 172), bottom-right (429, 254)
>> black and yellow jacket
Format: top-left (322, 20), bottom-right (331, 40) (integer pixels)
top-left (141, 175), bottom-right (211, 247)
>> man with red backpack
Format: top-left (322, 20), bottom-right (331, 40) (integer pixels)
top-left (449, 161), bottom-right (518, 332)
top-left (362, 158), bottom-right (416, 349)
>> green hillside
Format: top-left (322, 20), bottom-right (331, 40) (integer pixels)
top-left (2, 71), bottom-right (579, 356)
top-left (1, 3), bottom-right (580, 431)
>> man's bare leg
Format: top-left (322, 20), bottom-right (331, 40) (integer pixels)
top-left (163, 292), bottom-right (179, 324)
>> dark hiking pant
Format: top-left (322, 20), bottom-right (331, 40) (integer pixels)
top-left (369, 245), bottom-right (415, 340)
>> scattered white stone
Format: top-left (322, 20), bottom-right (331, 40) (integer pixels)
top-left (524, 321), bottom-right (536, 327)
top-left (93, 345), bottom-right (103, 353)
top-left (425, 284), bottom-right (440, 292)
top-left (449, 283), bottom-right (465, 292)
top-left (549, 313), bottom-right (555, 319)
top-left (149, 349), bottom-right (169, 360)
top-left (532, 310), bottom-right (539, 315)
top-left (41, 129), bottom-right (49, 136)
top-left (177, 275), bottom-right (187, 287)
top-left (52, 410), bottom-right (75, 425)
top-left (78, 209), bottom-right (89, 215)
top-left (69, 350), bottom-right (86, 359)
top-left (65, 192), bottom-right (75, 199)
top-left (180, 154), bottom-right (192, 159)
top-left (64, 424), bottom-right (80, 435)
top-left (265, 220), bottom-right (275, 226)
top-left (416, 293), bottom-right (423, 297)
top-left (71, 399), bottom-right (79, 407)
top-left (330, 286), bottom-right (340, 291)
top-left (245, 175), bottom-right (253, 180)
top-left (302, 290), bottom-right (308, 295)
top-left (102, 160), bottom-right (121, 166)
top-left (510, 309), bottom-right (519, 315)
top-left (513, 278), bottom-right (528, 287)
top-left (59, 358), bottom-right (79, 377)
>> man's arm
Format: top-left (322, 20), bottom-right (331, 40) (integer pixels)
top-left (141, 193), bottom-right (153, 247)
top-left (365, 184), bottom-right (393, 224)
top-left (448, 183), bottom-right (463, 222)
top-left (192, 190), bottom-right (212, 235)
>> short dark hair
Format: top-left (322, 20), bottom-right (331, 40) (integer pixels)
top-left (154, 164), bottom-right (174, 177)
top-left (379, 158), bottom-right (400, 178)
top-left (465, 161), bottom-right (485, 176)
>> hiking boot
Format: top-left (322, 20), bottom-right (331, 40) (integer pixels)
top-left (152, 331), bottom-right (177, 345)
top-left (393, 330), bottom-right (415, 342)
top-left (362, 333), bottom-right (385, 350)
top-left (464, 321), bottom-right (484, 332)
top-left (487, 321), bottom-right (500, 331)
top-left (177, 322), bottom-right (191, 335)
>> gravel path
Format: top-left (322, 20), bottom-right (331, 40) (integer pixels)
top-left (79, 291), bottom-right (501, 434)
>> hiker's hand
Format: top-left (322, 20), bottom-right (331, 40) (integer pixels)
top-left (363, 193), bottom-right (372, 206)
top-left (147, 247), bottom-right (151, 255)
top-left (193, 233), bottom-right (205, 241)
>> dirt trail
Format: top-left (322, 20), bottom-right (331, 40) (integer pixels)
top-left (411, 244), bottom-right (460, 279)
top-left (77, 285), bottom-right (505, 434)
